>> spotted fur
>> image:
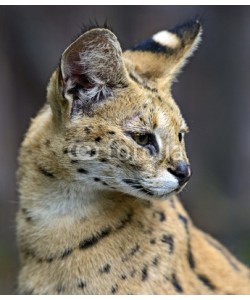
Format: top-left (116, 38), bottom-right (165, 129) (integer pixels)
top-left (17, 20), bottom-right (250, 294)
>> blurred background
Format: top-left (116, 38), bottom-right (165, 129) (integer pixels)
top-left (0, 5), bottom-right (249, 294)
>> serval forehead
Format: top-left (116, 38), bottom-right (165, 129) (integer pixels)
top-left (121, 89), bottom-right (183, 134)
top-left (123, 83), bottom-right (182, 126)
top-left (131, 80), bottom-right (182, 120)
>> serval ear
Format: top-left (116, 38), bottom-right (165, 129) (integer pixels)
top-left (50, 28), bottom-right (129, 120)
top-left (123, 20), bottom-right (202, 86)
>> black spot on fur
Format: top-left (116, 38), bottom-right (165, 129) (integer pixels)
top-left (77, 168), bottom-right (88, 174)
top-left (100, 158), bottom-right (107, 163)
top-left (95, 137), bottom-right (102, 142)
top-left (177, 213), bottom-right (195, 269)
top-left (71, 159), bottom-right (78, 164)
top-left (121, 244), bottom-right (140, 262)
top-left (102, 181), bottom-right (108, 186)
top-left (46, 257), bottom-right (54, 263)
top-left (121, 274), bottom-right (127, 280)
top-left (152, 256), bottom-right (159, 266)
top-left (79, 226), bottom-right (112, 250)
top-left (108, 131), bottom-right (115, 135)
top-left (23, 249), bottom-right (36, 259)
top-left (94, 177), bottom-right (100, 182)
top-left (84, 127), bottom-right (91, 134)
top-left (79, 236), bottom-right (99, 249)
top-left (39, 166), bottom-right (55, 178)
top-left (22, 208), bottom-right (32, 222)
top-left (150, 238), bottom-right (156, 244)
top-left (171, 273), bottom-right (183, 293)
top-left (100, 226), bottom-right (112, 237)
top-left (197, 274), bottom-right (216, 290)
top-left (22, 208), bottom-right (27, 214)
top-left (161, 234), bottom-right (174, 254)
top-left (78, 279), bottom-right (86, 289)
top-left (145, 84), bottom-right (158, 93)
top-left (188, 245), bottom-right (195, 269)
top-left (111, 284), bottom-right (118, 294)
top-left (141, 265), bottom-right (148, 281)
top-left (178, 214), bottom-right (188, 231)
top-left (130, 244), bottom-right (140, 256)
top-left (61, 248), bottom-right (73, 259)
top-left (100, 263), bottom-right (111, 274)
top-left (157, 95), bottom-right (163, 102)
top-left (63, 148), bottom-right (68, 154)
top-left (116, 211), bottom-right (133, 230)
top-left (25, 216), bottom-right (32, 222)
top-left (87, 149), bottom-right (96, 156)
top-left (120, 148), bottom-right (128, 159)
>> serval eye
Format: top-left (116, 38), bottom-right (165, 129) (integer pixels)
top-left (178, 132), bottom-right (184, 142)
top-left (132, 133), bottom-right (150, 146)
top-left (129, 132), bottom-right (159, 155)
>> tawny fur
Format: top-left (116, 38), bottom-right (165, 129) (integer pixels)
top-left (17, 22), bottom-right (250, 294)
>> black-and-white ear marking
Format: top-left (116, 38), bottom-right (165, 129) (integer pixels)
top-left (129, 20), bottom-right (202, 81)
top-left (132, 30), bottom-right (180, 54)
top-left (60, 28), bottom-right (128, 118)
top-left (133, 19), bottom-right (202, 55)
top-left (152, 30), bottom-right (181, 49)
